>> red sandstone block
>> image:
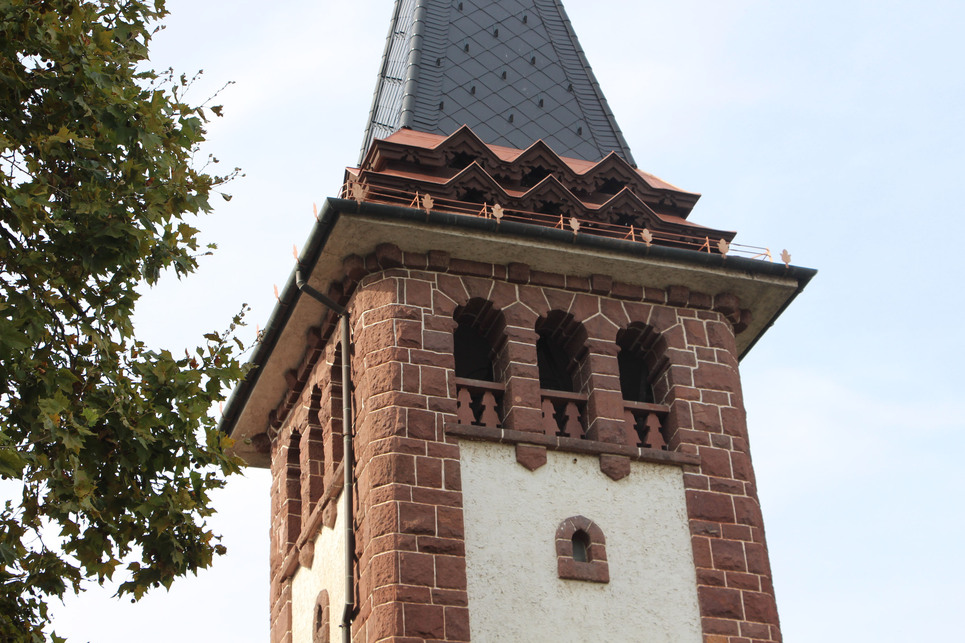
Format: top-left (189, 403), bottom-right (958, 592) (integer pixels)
top-left (443, 459), bottom-right (462, 491)
top-left (610, 281), bottom-right (643, 301)
top-left (697, 568), bottom-right (726, 587)
top-left (698, 586), bottom-right (744, 620)
top-left (367, 501), bottom-right (400, 535)
top-left (448, 258), bottom-right (492, 278)
top-left (689, 291), bottom-right (713, 310)
top-left (726, 571), bottom-right (761, 591)
top-left (405, 408), bottom-right (438, 441)
top-left (431, 588), bottom-right (468, 606)
top-left (417, 536), bottom-right (465, 556)
top-left (734, 497), bottom-right (763, 528)
top-left (699, 447), bottom-right (733, 478)
top-left (536, 288), bottom-right (571, 317)
top-left (435, 555), bottom-right (467, 589)
top-left (694, 363), bottom-right (738, 393)
top-left (416, 457), bottom-right (443, 489)
top-left (710, 433), bottom-right (732, 450)
top-left (589, 274), bottom-right (613, 295)
top-left (399, 502), bottom-right (436, 536)
top-left (436, 506), bottom-right (464, 539)
top-left (667, 285), bottom-right (690, 306)
top-left (420, 366), bottom-right (448, 397)
top-left (369, 551), bottom-right (401, 588)
top-left (400, 551), bottom-right (435, 586)
top-left (395, 320), bottom-right (423, 349)
top-left (743, 591), bottom-right (778, 624)
top-left (695, 346), bottom-right (717, 363)
top-left (507, 262), bottom-right (530, 283)
top-left (707, 320), bottom-right (738, 352)
top-left (711, 539), bottom-right (747, 572)
top-left (710, 478), bottom-right (744, 495)
top-left (676, 428), bottom-right (713, 447)
top-left (427, 442), bottom-right (460, 459)
top-left (529, 269), bottom-right (566, 288)
top-left (745, 542), bottom-right (771, 575)
top-left (402, 364), bottom-right (420, 394)
top-left (702, 619), bottom-right (740, 637)
top-left (411, 487), bottom-right (462, 508)
top-left (740, 621), bottom-right (771, 639)
top-left (423, 330), bottom-right (452, 354)
top-left (730, 452), bottom-right (753, 483)
top-left (360, 304), bottom-right (421, 328)
top-left (599, 454), bottom-right (631, 480)
top-left (687, 491), bottom-right (736, 523)
top-left (569, 293), bottom-right (600, 322)
top-left (721, 407), bottom-right (749, 440)
top-left (435, 273), bottom-right (468, 303)
top-left (445, 606), bottom-right (471, 642)
top-left (684, 473), bottom-right (710, 490)
top-left (684, 319), bottom-right (709, 347)
top-left (372, 584), bottom-right (432, 607)
top-left (369, 454), bottom-right (417, 488)
top-left (405, 279), bottom-right (433, 308)
top-left (369, 436), bottom-right (428, 458)
top-left (691, 536), bottom-right (713, 567)
top-left (516, 444), bottom-right (547, 471)
top-left (369, 602), bottom-right (405, 640)
top-left (722, 524), bottom-right (753, 542)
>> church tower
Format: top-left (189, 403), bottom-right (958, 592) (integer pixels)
top-left (220, 2), bottom-right (815, 642)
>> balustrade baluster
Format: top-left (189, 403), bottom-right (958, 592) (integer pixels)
top-left (623, 409), bottom-right (641, 447)
top-left (456, 387), bottom-right (474, 425)
top-left (541, 398), bottom-right (559, 436)
top-left (643, 412), bottom-right (666, 450)
top-left (563, 402), bottom-right (584, 439)
top-left (479, 391), bottom-right (500, 427)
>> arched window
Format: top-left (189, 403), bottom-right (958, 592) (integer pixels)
top-left (616, 323), bottom-right (669, 450)
top-left (284, 430), bottom-right (302, 546)
top-left (616, 323), bottom-right (661, 403)
top-left (312, 589), bottom-right (330, 643)
top-left (453, 299), bottom-right (505, 427)
top-left (535, 311), bottom-right (587, 392)
top-left (556, 516), bottom-right (609, 583)
top-left (536, 311), bottom-right (588, 437)
top-left (454, 323), bottom-right (495, 381)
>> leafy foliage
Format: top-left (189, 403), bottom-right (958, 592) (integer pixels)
top-left (0, 1), bottom-right (247, 638)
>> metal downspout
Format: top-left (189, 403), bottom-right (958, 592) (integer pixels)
top-left (294, 268), bottom-right (355, 643)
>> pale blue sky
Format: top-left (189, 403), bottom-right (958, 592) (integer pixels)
top-left (51, 1), bottom-right (965, 640)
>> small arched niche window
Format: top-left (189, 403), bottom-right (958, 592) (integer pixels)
top-left (556, 515), bottom-right (609, 583)
top-left (312, 589), bottom-right (330, 643)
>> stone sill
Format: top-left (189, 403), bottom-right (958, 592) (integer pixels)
top-left (445, 423), bottom-right (699, 467)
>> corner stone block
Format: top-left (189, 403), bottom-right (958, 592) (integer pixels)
top-left (516, 444), bottom-right (547, 471)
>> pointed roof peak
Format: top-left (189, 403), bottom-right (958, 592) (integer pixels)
top-left (360, 0), bottom-right (635, 166)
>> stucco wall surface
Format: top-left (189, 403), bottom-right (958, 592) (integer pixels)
top-left (460, 441), bottom-right (702, 642)
top-left (292, 491), bottom-right (346, 643)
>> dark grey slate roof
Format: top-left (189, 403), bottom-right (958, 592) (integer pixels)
top-left (360, 0), bottom-right (636, 165)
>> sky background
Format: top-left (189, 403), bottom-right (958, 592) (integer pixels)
top-left (49, 0), bottom-right (964, 640)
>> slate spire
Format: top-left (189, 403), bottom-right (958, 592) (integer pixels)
top-left (361, 0), bottom-right (636, 165)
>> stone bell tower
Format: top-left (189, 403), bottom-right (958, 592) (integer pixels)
top-left (220, 1), bottom-right (815, 642)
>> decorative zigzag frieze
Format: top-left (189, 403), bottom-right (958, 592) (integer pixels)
top-left (347, 126), bottom-right (735, 247)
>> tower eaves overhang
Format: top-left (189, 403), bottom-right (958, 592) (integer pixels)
top-left (219, 197), bottom-right (815, 466)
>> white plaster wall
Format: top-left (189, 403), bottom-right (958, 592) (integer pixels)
top-left (292, 492), bottom-right (346, 643)
top-left (460, 442), bottom-right (702, 643)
